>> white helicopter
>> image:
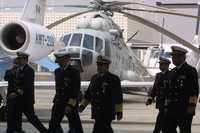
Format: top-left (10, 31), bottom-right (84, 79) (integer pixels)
top-left (34, 0), bottom-right (200, 95)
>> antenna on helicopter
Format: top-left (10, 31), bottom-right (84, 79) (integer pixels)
top-left (160, 17), bottom-right (165, 53)
top-left (126, 30), bottom-right (139, 43)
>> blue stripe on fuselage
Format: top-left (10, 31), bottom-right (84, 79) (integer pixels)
top-left (0, 58), bottom-right (12, 80)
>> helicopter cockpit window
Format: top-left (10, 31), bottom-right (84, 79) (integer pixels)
top-left (70, 33), bottom-right (82, 46)
top-left (95, 37), bottom-right (103, 53)
top-left (83, 34), bottom-right (94, 50)
top-left (62, 34), bottom-right (71, 46)
top-left (105, 39), bottom-right (111, 57)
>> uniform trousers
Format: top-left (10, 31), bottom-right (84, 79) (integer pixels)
top-left (20, 102), bottom-right (48, 133)
top-left (93, 117), bottom-right (113, 133)
top-left (6, 97), bottom-right (22, 133)
top-left (48, 102), bottom-right (83, 133)
top-left (153, 109), bottom-right (164, 133)
top-left (163, 112), bottom-right (193, 133)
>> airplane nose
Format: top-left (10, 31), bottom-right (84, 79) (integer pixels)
top-left (71, 59), bottom-right (83, 72)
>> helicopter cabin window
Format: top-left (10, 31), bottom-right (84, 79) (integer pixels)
top-left (70, 33), bottom-right (82, 46)
top-left (105, 39), bottom-right (111, 57)
top-left (82, 49), bottom-right (93, 66)
top-left (83, 34), bottom-right (94, 50)
top-left (95, 37), bottom-right (103, 53)
top-left (62, 34), bottom-right (71, 46)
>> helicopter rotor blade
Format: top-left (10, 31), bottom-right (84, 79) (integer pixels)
top-left (63, 5), bottom-right (90, 8)
top-left (117, 10), bottom-right (200, 53)
top-left (122, 7), bottom-right (200, 19)
top-left (108, 2), bottom-right (172, 11)
top-left (46, 9), bottom-right (94, 29)
top-left (126, 2), bottom-right (172, 11)
top-left (61, 1), bottom-right (172, 12)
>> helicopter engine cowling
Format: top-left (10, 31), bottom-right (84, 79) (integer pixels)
top-left (90, 17), bottom-right (111, 31)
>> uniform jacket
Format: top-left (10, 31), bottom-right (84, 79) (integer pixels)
top-left (85, 72), bottom-right (123, 120)
top-left (18, 64), bottom-right (35, 104)
top-left (167, 62), bottom-right (199, 115)
top-left (150, 71), bottom-right (170, 109)
top-left (4, 69), bottom-right (17, 97)
top-left (53, 65), bottom-right (80, 104)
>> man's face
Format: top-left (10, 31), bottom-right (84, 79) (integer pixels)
top-left (13, 58), bottom-right (20, 68)
top-left (171, 53), bottom-right (185, 66)
top-left (18, 57), bottom-right (28, 66)
top-left (159, 62), bottom-right (169, 72)
top-left (96, 63), bottom-right (109, 73)
top-left (56, 57), bottom-right (70, 67)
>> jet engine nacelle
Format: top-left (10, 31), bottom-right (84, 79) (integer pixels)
top-left (0, 21), bottom-right (55, 61)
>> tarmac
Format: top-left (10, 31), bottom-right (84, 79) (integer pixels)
top-left (1, 91), bottom-right (200, 133)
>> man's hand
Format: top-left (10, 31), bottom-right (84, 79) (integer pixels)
top-left (116, 112), bottom-right (123, 120)
top-left (65, 106), bottom-right (73, 114)
top-left (187, 105), bottom-right (196, 115)
top-left (146, 98), bottom-right (153, 105)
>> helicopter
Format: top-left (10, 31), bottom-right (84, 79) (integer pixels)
top-left (31, 0), bottom-right (200, 95)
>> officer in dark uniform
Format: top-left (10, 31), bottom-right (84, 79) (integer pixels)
top-left (79, 55), bottom-right (123, 133)
top-left (4, 57), bottom-right (25, 133)
top-left (146, 56), bottom-right (172, 133)
top-left (16, 52), bottom-right (48, 133)
top-left (48, 50), bottom-right (83, 133)
top-left (163, 46), bottom-right (199, 133)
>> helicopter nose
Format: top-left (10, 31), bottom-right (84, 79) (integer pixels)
top-left (71, 59), bottom-right (84, 72)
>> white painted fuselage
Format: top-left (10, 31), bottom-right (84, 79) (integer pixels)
top-left (58, 13), bottom-right (150, 81)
